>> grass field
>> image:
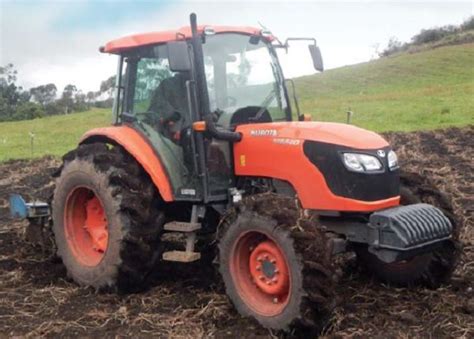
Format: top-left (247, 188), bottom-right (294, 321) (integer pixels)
top-left (295, 43), bottom-right (474, 131)
top-left (0, 43), bottom-right (472, 161)
top-left (0, 109), bottom-right (109, 161)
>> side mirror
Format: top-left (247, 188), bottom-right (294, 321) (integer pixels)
top-left (168, 41), bottom-right (191, 72)
top-left (308, 44), bottom-right (324, 72)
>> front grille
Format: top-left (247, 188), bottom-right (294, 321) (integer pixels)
top-left (303, 140), bottom-right (399, 201)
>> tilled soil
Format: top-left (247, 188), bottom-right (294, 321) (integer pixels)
top-left (0, 126), bottom-right (473, 338)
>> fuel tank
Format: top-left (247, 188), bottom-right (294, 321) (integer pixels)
top-left (233, 121), bottom-right (400, 212)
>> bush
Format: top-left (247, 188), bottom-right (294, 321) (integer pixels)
top-left (412, 26), bottom-right (457, 45)
top-left (379, 37), bottom-right (408, 57)
top-left (44, 102), bottom-right (65, 115)
top-left (94, 98), bottom-right (113, 108)
top-left (13, 102), bottom-right (44, 120)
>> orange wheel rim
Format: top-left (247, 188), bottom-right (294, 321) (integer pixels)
top-left (64, 187), bottom-right (108, 266)
top-left (230, 231), bottom-right (290, 316)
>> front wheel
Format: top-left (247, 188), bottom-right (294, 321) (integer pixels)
top-left (355, 172), bottom-right (462, 287)
top-left (218, 194), bottom-right (335, 332)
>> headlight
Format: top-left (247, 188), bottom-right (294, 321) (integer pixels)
top-left (342, 153), bottom-right (382, 172)
top-left (387, 150), bottom-right (398, 170)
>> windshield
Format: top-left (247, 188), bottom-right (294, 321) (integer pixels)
top-left (202, 33), bottom-right (289, 122)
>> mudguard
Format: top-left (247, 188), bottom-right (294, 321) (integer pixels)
top-left (80, 126), bottom-right (174, 201)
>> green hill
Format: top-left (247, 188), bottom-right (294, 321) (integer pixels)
top-left (0, 108), bottom-right (109, 161)
top-left (296, 43), bottom-right (474, 131)
top-left (0, 43), bottom-right (473, 161)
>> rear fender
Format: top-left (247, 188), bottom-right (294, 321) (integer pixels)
top-left (80, 126), bottom-right (174, 202)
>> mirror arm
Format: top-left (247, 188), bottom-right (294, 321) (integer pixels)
top-left (284, 37), bottom-right (317, 48)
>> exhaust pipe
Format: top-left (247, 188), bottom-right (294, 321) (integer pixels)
top-left (189, 13), bottom-right (242, 142)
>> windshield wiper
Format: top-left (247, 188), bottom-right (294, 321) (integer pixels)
top-left (252, 88), bottom-right (276, 121)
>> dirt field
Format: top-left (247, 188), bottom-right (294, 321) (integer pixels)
top-left (0, 126), bottom-right (473, 338)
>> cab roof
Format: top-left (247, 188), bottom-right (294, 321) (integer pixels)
top-left (102, 25), bottom-right (274, 54)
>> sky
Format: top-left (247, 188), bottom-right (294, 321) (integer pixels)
top-left (0, 0), bottom-right (472, 93)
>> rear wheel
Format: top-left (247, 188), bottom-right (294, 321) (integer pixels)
top-left (52, 143), bottom-right (164, 291)
top-left (218, 193), bottom-right (335, 332)
top-left (355, 172), bottom-right (462, 287)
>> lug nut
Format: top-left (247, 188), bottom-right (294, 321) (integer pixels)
top-left (270, 259), bottom-right (276, 264)
top-left (256, 265), bottom-right (261, 271)
top-left (259, 275), bottom-right (265, 281)
top-left (273, 297), bottom-right (279, 304)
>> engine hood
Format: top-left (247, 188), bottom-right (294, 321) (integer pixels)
top-left (236, 121), bottom-right (389, 149)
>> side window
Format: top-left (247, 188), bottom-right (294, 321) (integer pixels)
top-left (132, 58), bottom-right (174, 113)
top-left (204, 56), bottom-right (216, 111)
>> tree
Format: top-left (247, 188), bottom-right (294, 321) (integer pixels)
top-left (0, 63), bottom-right (17, 84)
top-left (99, 75), bottom-right (116, 98)
top-left (60, 84), bottom-right (77, 113)
top-left (461, 16), bottom-right (474, 31)
top-left (74, 90), bottom-right (88, 112)
top-left (86, 91), bottom-right (96, 103)
top-left (379, 37), bottom-right (406, 57)
top-left (0, 63), bottom-right (26, 121)
top-left (30, 83), bottom-right (57, 106)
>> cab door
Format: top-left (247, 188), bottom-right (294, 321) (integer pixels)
top-left (123, 44), bottom-right (202, 201)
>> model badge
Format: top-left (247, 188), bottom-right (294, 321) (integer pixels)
top-left (377, 150), bottom-right (386, 157)
top-left (273, 138), bottom-right (300, 146)
top-left (250, 129), bottom-right (277, 137)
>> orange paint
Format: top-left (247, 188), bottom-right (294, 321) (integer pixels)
top-left (103, 25), bottom-right (274, 54)
top-left (230, 231), bottom-right (290, 316)
top-left (80, 126), bottom-right (174, 202)
top-left (64, 187), bottom-right (108, 266)
top-left (234, 122), bottom-right (400, 212)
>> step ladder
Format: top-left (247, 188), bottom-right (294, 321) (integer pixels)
top-left (162, 205), bottom-right (202, 263)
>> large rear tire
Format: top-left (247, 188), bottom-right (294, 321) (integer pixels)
top-left (355, 172), bottom-right (462, 287)
top-left (218, 193), bottom-right (335, 333)
top-left (52, 143), bottom-right (164, 292)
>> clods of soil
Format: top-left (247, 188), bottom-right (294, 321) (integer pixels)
top-left (0, 126), bottom-right (473, 337)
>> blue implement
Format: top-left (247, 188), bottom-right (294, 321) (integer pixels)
top-left (9, 194), bottom-right (50, 220)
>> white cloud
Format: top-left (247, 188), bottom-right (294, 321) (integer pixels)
top-left (0, 1), bottom-right (472, 92)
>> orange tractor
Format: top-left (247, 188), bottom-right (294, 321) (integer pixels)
top-left (15, 13), bottom-right (460, 332)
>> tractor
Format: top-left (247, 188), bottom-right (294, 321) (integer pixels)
top-left (12, 13), bottom-right (460, 332)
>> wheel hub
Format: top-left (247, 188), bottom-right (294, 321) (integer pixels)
top-left (230, 232), bottom-right (291, 317)
top-left (65, 187), bottom-right (109, 266)
top-left (84, 196), bottom-right (108, 253)
top-left (249, 241), bottom-right (289, 296)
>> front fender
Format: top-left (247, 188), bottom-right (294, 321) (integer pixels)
top-left (80, 126), bottom-right (174, 202)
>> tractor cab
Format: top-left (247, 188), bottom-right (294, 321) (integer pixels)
top-left (104, 22), bottom-right (322, 202)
